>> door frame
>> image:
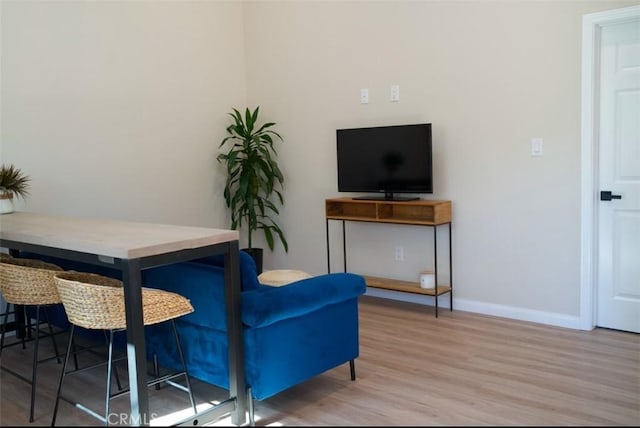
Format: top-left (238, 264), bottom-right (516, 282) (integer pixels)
top-left (580, 5), bottom-right (640, 331)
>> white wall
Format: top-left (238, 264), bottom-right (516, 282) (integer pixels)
top-left (2, 0), bottom-right (636, 329)
top-left (241, 0), bottom-right (637, 327)
top-left (1, 0), bottom-right (246, 227)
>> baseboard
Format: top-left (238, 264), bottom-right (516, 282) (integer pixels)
top-left (364, 288), bottom-right (583, 330)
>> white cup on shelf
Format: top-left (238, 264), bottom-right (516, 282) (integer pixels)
top-left (419, 270), bottom-right (435, 289)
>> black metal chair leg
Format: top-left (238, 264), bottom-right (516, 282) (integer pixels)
top-left (42, 306), bottom-right (62, 364)
top-left (26, 311), bottom-right (33, 342)
top-left (52, 325), bottom-right (76, 426)
top-left (153, 354), bottom-right (161, 391)
top-left (104, 331), bottom-right (122, 391)
top-left (28, 306), bottom-right (42, 422)
top-left (0, 302), bottom-right (11, 356)
top-left (71, 339), bottom-right (79, 372)
top-left (105, 330), bottom-right (115, 427)
top-left (172, 320), bottom-right (196, 414)
top-left (349, 359), bottom-right (356, 381)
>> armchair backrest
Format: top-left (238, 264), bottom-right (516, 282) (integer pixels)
top-left (190, 250), bottom-right (260, 291)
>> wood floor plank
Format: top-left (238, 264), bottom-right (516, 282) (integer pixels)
top-left (1, 295), bottom-right (638, 426)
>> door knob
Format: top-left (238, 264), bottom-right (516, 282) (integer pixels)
top-left (600, 191), bottom-right (622, 201)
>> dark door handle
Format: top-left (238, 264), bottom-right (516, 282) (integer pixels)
top-left (600, 191), bottom-right (622, 201)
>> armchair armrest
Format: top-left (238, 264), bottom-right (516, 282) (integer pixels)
top-left (241, 272), bottom-right (366, 328)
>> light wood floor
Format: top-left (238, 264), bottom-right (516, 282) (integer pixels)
top-left (1, 295), bottom-right (638, 426)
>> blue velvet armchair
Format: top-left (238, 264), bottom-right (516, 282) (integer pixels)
top-left (142, 252), bottom-right (366, 416)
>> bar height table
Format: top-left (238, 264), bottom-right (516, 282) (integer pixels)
top-left (0, 212), bottom-right (247, 426)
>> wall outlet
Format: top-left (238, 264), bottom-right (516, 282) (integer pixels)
top-left (394, 246), bottom-right (404, 261)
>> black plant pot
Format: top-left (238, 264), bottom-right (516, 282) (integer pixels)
top-left (242, 248), bottom-right (263, 275)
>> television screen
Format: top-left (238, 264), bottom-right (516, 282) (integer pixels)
top-left (336, 123), bottom-right (432, 200)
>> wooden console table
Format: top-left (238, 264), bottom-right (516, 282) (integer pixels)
top-left (325, 197), bottom-right (453, 317)
top-left (0, 212), bottom-right (247, 426)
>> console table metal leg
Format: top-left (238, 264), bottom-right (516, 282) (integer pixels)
top-left (449, 222), bottom-right (453, 311)
top-left (433, 226), bottom-right (438, 318)
top-left (342, 220), bottom-right (347, 272)
top-left (326, 219), bottom-right (331, 274)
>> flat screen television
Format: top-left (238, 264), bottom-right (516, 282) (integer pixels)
top-left (336, 123), bottom-right (432, 201)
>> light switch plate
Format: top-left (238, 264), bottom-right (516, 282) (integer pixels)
top-left (390, 85), bottom-right (400, 102)
top-left (360, 88), bottom-right (369, 104)
top-left (531, 138), bottom-right (543, 156)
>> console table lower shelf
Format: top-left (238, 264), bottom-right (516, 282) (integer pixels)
top-left (364, 275), bottom-right (453, 309)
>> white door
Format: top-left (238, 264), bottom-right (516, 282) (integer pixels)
top-left (596, 17), bottom-right (640, 333)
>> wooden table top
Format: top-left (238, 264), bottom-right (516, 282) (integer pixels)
top-left (0, 211), bottom-right (239, 260)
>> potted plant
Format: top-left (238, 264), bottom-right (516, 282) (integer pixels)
top-left (0, 164), bottom-right (30, 214)
top-left (217, 106), bottom-right (288, 273)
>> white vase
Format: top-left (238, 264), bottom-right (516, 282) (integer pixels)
top-left (0, 194), bottom-right (14, 214)
top-left (419, 270), bottom-right (435, 289)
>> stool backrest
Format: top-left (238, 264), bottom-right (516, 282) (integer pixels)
top-left (54, 272), bottom-right (125, 330)
top-left (55, 271), bottom-right (194, 330)
top-left (0, 258), bottom-right (63, 305)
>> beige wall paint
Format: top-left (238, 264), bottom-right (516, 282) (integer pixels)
top-left (1, 1), bottom-right (636, 326)
top-left (241, 0), bottom-right (637, 321)
top-left (1, 0), bottom-right (246, 227)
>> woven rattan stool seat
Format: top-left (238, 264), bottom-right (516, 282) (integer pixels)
top-left (0, 256), bottom-right (65, 422)
top-left (0, 258), bottom-right (63, 305)
top-left (51, 270), bottom-right (197, 426)
top-left (54, 271), bottom-right (194, 330)
top-left (55, 271), bottom-right (193, 330)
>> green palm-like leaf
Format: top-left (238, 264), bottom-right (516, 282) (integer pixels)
top-left (216, 106), bottom-right (287, 252)
top-left (0, 164), bottom-right (31, 200)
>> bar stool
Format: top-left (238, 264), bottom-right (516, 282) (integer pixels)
top-left (0, 257), bottom-right (65, 422)
top-left (51, 271), bottom-right (197, 426)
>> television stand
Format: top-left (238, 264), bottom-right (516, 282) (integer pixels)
top-left (325, 197), bottom-right (453, 317)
